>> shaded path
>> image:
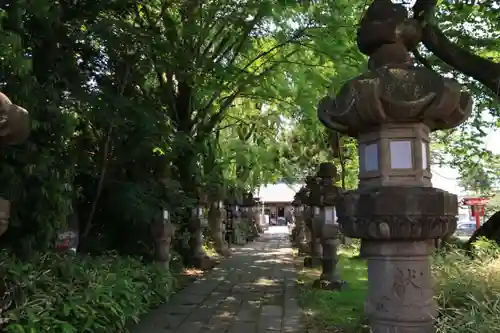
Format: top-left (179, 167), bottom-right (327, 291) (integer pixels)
top-left (129, 226), bottom-right (305, 333)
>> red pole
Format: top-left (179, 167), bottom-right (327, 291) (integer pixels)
top-left (474, 205), bottom-right (481, 229)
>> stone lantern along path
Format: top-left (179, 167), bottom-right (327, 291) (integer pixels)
top-left (150, 209), bottom-right (176, 269)
top-left (317, 1), bottom-right (472, 331)
top-left (295, 186), bottom-right (310, 256)
top-left (188, 188), bottom-right (216, 270)
top-left (303, 175), bottom-right (323, 268)
top-left (313, 162), bottom-right (346, 291)
top-left (242, 192), bottom-right (257, 242)
top-left (207, 185), bottom-right (230, 257)
top-left (0, 92), bottom-right (30, 238)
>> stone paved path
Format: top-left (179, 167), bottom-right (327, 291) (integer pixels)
top-left (129, 226), bottom-right (305, 333)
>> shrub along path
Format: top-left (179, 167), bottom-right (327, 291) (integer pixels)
top-left (129, 226), bottom-right (304, 333)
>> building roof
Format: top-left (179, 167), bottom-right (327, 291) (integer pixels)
top-left (255, 182), bottom-right (304, 203)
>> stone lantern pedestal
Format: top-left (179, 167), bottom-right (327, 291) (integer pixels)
top-left (313, 162), bottom-right (346, 291)
top-left (316, 1), bottom-right (472, 331)
top-left (304, 175), bottom-right (323, 268)
top-left (0, 92), bottom-right (30, 239)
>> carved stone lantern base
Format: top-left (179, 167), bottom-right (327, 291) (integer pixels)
top-left (338, 186), bottom-right (457, 332)
top-left (362, 240), bottom-right (435, 332)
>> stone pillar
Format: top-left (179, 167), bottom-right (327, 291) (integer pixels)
top-left (313, 162), bottom-right (346, 291)
top-left (316, 1), bottom-right (472, 331)
top-left (304, 175), bottom-right (323, 268)
top-left (291, 189), bottom-right (306, 250)
top-left (151, 209), bottom-right (176, 269)
top-left (0, 92), bottom-right (30, 239)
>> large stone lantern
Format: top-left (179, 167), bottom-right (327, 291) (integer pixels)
top-left (0, 92), bottom-right (30, 238)
top-left (304, 175), bottom-right (323, 268)
top-left (313, 162), bottom-right (345, 291)
top-left (316, 1), bottom-right (472, 332)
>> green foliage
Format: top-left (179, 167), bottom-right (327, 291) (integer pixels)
top-left (0, 251), bottom-right (176, 333)
top-left (433, 239), bottom-right (500, 333)
top-left (297, 246), bottom-right (367, 332)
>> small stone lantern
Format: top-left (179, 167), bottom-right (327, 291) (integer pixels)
top-left (313, 162), bottom-right (345, 291)
top-left (252, 196), bottom-right (263, 234)
top-left (291, 192), bottom-right (305, 249)
top-left (296, 186), bottom-right (309, 255)
top-left (0, 92), bottom-right (30, 239)
top-left (188, 189), bottom-right (214, 269)
top-left (317, 1), bottom-right (472, 332)
top-left (304, 175), bottom-right (323, 268)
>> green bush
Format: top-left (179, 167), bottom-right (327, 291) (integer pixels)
top-left (0, 251), bottom-right (176, 333)
top-left (434, 238), bottom-right (500, 333)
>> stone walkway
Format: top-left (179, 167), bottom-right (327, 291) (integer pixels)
top-left (129, 226), bottom-right (304, 333)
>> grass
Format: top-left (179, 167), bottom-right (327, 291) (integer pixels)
top-left (296, 238), bottom-right (500, 333)
top-left (296, 246), bottom-right (368, 333)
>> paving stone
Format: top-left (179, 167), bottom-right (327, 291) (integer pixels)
top-left (128, 228), bottom-right (305, 333)
top-left (228, 321), bottom-right (258, 333)
top-left (261, 305), bottom-right (283, 317)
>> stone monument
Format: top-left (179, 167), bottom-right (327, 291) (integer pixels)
top-left (0, 92), bottom-right (30, 238)
top-left (303, 175), bottom-right (323, 268)
top-left (313, 162), bottom-right (345, 291)
top-left (317, 1), bottom-right (472, 331)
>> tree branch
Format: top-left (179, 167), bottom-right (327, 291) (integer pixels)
top-left (412, 0), bottom-right (500, 96)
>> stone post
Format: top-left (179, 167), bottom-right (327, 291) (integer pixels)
top-left (316, 1), bottom-right (472, 331)
top-left (150, 209), bottom-right (176, 269)
top-left (313, 162), bottom-right (345, 291)
top-left (304, 175), bottom-right (323, 268)
top-left (0, 92), bottom-right (30, 238)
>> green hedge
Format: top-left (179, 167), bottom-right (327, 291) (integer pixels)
top-left (0, 251), bottom-right (176, 333)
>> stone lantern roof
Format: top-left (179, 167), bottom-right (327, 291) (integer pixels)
top-left (317, 0), bottom-right (472, 138)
